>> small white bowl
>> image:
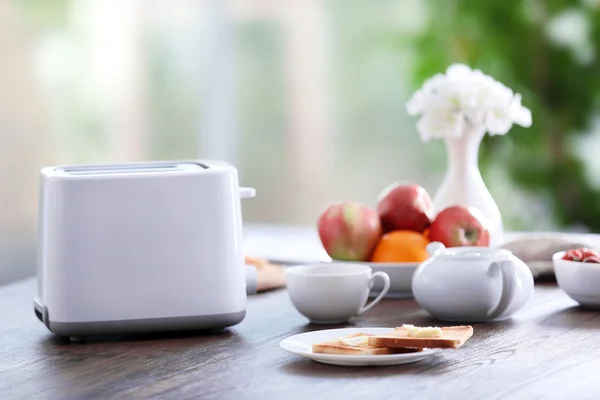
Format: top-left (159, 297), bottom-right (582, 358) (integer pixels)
top-left (553, 251), bottom-right (600, 309)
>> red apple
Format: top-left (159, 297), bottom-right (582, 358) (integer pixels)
top-left (317, 202), bottom-right (382, 261)
top-left (377, 182), bottom-right (434, 233)
top-left (429, 205), bottom-right (490, 247)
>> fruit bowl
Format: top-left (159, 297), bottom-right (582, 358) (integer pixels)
top-left (553, 250), bottom-right (600, 309)
top-left (318, 251), bottom-right (419, 298)
top-left (315, 182), bottom-right (492, 299)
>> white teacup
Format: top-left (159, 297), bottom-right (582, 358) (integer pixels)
top-left (285, 264), bottom-right (391, 324)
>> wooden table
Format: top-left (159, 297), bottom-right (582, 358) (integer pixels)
top-left (2, 278), bottom-right (600, 399)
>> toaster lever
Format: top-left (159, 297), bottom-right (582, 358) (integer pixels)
top-left (239, 187), bottom-right (256, 199)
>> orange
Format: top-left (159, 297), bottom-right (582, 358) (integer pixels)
top-left (370, 230), bottom-right (430, 263)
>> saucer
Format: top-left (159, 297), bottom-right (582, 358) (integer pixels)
top-left (319, 251), bottom-right (419, 298)
top-left (279, 327), bottom-right (442, 366)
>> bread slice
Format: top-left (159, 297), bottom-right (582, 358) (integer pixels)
top-left (368, 325), bottom-right (473, 349)
top-left (311, 332), bottom-right (422, 356)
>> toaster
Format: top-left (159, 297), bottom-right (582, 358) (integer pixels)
top-left (34, 160), bottom-right (256, 340)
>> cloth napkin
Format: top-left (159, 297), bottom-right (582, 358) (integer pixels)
top-left (500, 232), bottom-right (600, 278)
top-left (245, 256), bottom-right (286, 293)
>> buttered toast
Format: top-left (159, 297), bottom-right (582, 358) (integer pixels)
top-left (311, 332), bottom-right (423, 356)
top-left (367, 325), bottom-right (473, 349)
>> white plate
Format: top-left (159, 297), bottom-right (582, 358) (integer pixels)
top-left (279, 327), bottom-right (442, 366)
top-left (319, 251), bottom-right (419, 298)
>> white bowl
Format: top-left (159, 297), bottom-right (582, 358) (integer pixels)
top-left (319, 251), bottom-right (419, 298)
top-left (553, 251), bottom-right (600, 309)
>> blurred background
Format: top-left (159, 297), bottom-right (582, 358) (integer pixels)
top-left (2, 0), bottom-right (600, 283)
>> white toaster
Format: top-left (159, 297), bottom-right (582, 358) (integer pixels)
top-left (34, 160), bottom-right (256, 340)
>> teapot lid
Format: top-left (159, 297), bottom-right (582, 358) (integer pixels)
top-left (426, 242), bottom-right (511, 259)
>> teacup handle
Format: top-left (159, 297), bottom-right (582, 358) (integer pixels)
top-left (486, 259), bottom-right (518, 319)
top-left (358, 272), bottom-right (391, 315)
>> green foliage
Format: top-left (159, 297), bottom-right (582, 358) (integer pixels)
top-left (410, 0), bottom-right (600, 230)
top-left (13, 0), bottom-right (70, 31)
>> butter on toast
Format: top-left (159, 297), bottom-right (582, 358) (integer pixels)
top-left (311, 332), bottom-right (422, 356)
top-left (367, 325), bottom-right (473, 349)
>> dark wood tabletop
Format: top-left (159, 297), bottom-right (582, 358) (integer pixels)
top-left (2, 278), bottom-right (600, 400)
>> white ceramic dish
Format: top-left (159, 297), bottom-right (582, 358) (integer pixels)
top-left (553, 251), bottom-right (600, 309)
top-left (319, 251), bottom-right (418, 298)
top-left (279, 327), bottom-right (442, 366)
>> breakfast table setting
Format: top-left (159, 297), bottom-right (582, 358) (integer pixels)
top-left (3, 64), bottom-right (600, 400)
top-left (2, 224), bottom-right (600, 399)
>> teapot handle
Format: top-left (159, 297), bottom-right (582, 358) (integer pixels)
top-left (486, 259), bottom-right (518, 319)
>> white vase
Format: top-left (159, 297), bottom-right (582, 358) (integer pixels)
top-left (432, 125), bottom-right (504, 247)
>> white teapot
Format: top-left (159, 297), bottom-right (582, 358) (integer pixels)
top-left (412, 242), bottom-right (534, 322)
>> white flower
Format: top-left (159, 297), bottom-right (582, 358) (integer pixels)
top-left (406, 64), bottom-right (532, 141)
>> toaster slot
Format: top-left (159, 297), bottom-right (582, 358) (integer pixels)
top-left (56, 162), bottom-right (205, 175)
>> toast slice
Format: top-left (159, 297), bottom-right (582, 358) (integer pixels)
top-left (311, 332), bottom-right (422, 356)
top-left (368, 325), bottom-right (473, 349)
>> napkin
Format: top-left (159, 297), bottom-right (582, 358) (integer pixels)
top-left (500, 233), bottom-right (600, 278)
top-left (245, 256), bottom-right (286, 292)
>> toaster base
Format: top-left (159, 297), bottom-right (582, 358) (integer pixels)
top-left (35, 299), bottom-right (245, 337)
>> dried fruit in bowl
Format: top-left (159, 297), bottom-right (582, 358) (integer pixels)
top-left (563, 248), bottom-right (600, 263)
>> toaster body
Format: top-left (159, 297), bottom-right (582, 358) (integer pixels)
top-left (35, 160), bottom-right (254, 338)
